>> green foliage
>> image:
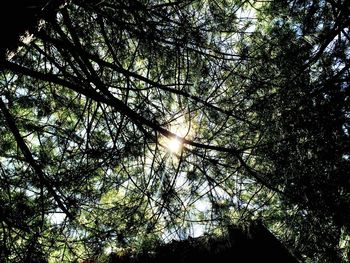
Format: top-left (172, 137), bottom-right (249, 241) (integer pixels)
top-left (0, 0), bottom-right (349, 262)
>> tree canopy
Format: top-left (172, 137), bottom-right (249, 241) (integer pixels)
top-left (0, 0), bottom-right (349, 262)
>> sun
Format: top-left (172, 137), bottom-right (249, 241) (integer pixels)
top-left (167, 137), bottom-right (183, 153)
top-left (159, 114), bottom-right (194, 154)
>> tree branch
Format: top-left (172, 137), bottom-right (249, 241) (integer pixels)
top-left (0, 97), bottom-right (73, 219)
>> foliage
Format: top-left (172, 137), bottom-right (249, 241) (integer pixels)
top-left (0, 0), bottom-right (349, 262)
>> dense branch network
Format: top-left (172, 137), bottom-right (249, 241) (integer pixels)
top-left (0, 0), bottom-right (349, 262)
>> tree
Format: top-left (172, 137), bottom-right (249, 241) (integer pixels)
top-left (0, 0), bottom-right (349, 262)
top-left (249, 1), bottom-right (350, 261)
